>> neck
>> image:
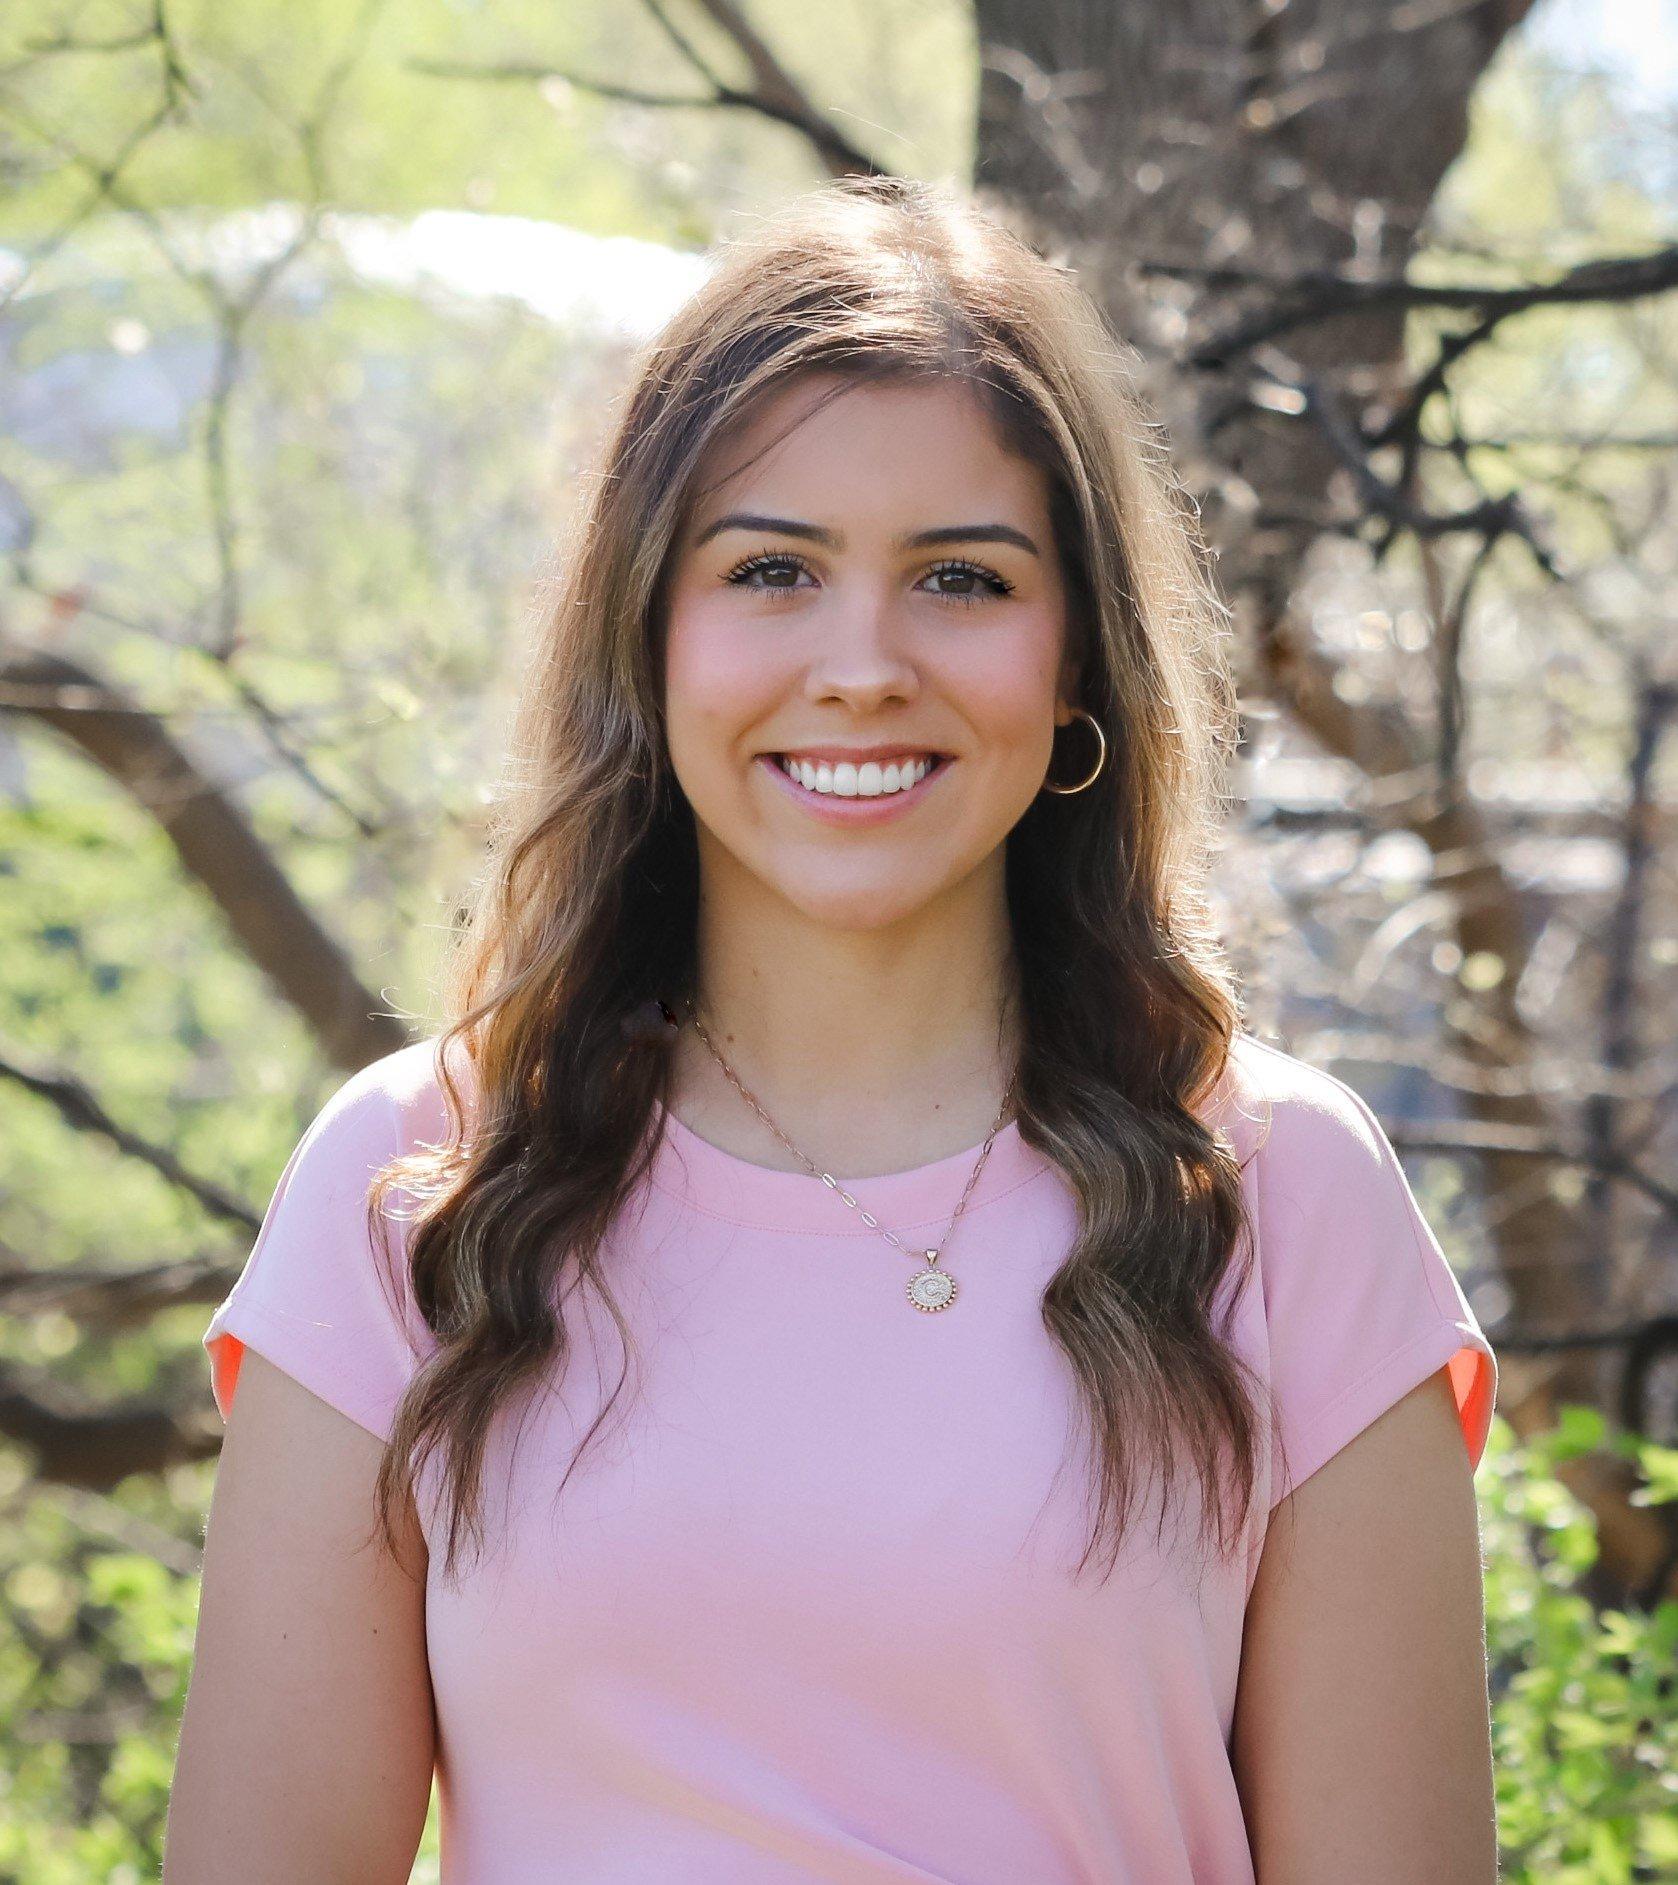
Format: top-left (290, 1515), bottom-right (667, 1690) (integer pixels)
top-left (669, 856), bottom-right (1021, 1176)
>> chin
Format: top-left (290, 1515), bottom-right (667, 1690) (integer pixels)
top-left (773, 878), bottom-right (948, 932)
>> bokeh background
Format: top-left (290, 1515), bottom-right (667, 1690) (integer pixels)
top-left (2, 1), bottom-right (1677, 1878)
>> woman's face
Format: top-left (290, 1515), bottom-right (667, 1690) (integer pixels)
top-left (661, 373), bottom-right (1077, 931)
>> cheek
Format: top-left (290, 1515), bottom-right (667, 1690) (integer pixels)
top-left (663, 600), bottom-right (787, 755)
top-left (936, 618), bottom-right (1063, 749)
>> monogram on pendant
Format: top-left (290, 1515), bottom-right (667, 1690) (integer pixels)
top-left (906, 1252), bottom-right (958, 1313)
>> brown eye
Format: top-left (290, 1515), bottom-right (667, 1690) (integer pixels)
top-left (723, 551), bottom-right (814, 592)
top-left (921, 559), bottom-right (1015, 606)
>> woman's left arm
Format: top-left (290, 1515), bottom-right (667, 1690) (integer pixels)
top-left (1230, 1365), bottom-right (1499, 1884)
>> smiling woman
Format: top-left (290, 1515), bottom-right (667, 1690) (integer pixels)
top-left (172, 174), bottom-right (1497, 1885)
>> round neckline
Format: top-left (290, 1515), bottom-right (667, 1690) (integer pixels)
top-left (648, 1099), bottom-right (1053, 1232)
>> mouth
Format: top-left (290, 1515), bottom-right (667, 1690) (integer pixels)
top-left (771, 752), bottom-right (948, 795)
top-left (755, 751), bottom-right (954, 820)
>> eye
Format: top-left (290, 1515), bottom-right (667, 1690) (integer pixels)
top-left (920, 559), bottom-right (1016, 607)
top-left (723, 550), bottom-right (816, 593)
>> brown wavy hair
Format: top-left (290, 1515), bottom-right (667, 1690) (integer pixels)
top-left (367, 173), bottom-right (1276, 1590)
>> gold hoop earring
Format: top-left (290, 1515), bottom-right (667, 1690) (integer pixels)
top-left (1040, 706), bottom-right (1107, 795)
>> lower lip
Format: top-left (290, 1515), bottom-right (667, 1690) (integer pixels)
top-left (756, 754), bottom-right (953, 825)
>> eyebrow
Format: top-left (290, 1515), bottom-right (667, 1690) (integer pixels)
top-left (691, 512), bottom-right (1042, 558)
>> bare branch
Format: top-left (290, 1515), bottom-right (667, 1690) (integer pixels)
top-left (0, 1256), bottom-right (237, 1326)
top-left (1160, 243), bottom-right (1678, 368)
top-left (0, 1363), bottom-right (219, 1490)
top-left (0, 1042), bottom-right (262, 1232)
top-left (410, 0), bottom-right (884, 179)
top-left (0, 647), bottom-right (408, 1070)
top-left (1231, 350), bottom-right (1566, 574)
top-left (682, 0), bottom-right (877, 178)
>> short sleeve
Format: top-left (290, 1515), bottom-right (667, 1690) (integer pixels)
top-left (1251, 1055), bottom-right (1498, 1509)
top-left (203, 1052), bottom-right (434, 1444)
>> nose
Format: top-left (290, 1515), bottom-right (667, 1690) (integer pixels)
top-left (801, 586), bottom-right (920, 713)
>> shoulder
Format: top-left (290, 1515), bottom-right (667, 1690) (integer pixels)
top-left (301, 1035), bottom-right (465, 1165)
top-left (203, 1038), bottom-right (466, 1442)
top-left (1199, 1030), bottom-right (1403, 1191)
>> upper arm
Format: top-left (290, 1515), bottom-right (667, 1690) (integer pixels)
top-left (166, 1348), bottom-right (435, 1885)
top-left (1230, 1366), bottom-right (1497, 1884)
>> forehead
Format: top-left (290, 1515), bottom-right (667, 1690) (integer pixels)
top-left (686, 374), bottom-right (1051, 527)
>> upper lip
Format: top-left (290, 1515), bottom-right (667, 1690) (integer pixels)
top-left (764, 744), bottom-right (949, 763)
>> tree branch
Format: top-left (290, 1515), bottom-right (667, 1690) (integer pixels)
top-left (0, 1363), bottom-right (220, 1491)
top-left (0, 647), bottom-right (408, 1070)
top-left (1156, 243), bottom-right (1678, 368)
top-left (410, 0), bottom-right (884, 179)
top-left (0, 1042), bottom-right (262, 1232)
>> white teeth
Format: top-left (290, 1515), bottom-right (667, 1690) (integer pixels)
top-left (779, 755), bottom-right (935, 798)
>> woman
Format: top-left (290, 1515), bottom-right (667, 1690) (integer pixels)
top-left (167, 175), bottom-right (1499, 1882)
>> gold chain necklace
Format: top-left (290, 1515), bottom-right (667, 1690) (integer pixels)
top-left (679, 995), bottom-right (1017, 1313)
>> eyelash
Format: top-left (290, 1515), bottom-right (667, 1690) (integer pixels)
top-left (721, 548), bottom-right (1016, 608)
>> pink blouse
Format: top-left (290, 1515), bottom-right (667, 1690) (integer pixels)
top-left (203, 1029), bottom-right (1497, 1882)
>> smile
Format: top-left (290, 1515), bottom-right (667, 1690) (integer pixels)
top-left (755, 752), bottom-right (953, 823)
top-left (778, 754), bottom-right (937, 798)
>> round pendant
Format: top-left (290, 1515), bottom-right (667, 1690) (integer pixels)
top-left (907, 1264), bottom-right (958, 1312)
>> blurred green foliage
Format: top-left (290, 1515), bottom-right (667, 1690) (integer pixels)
top-left (0, 0), bottom-right (975, 240)
top-left (1483, 1418), bottom-right (1678, 1881)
